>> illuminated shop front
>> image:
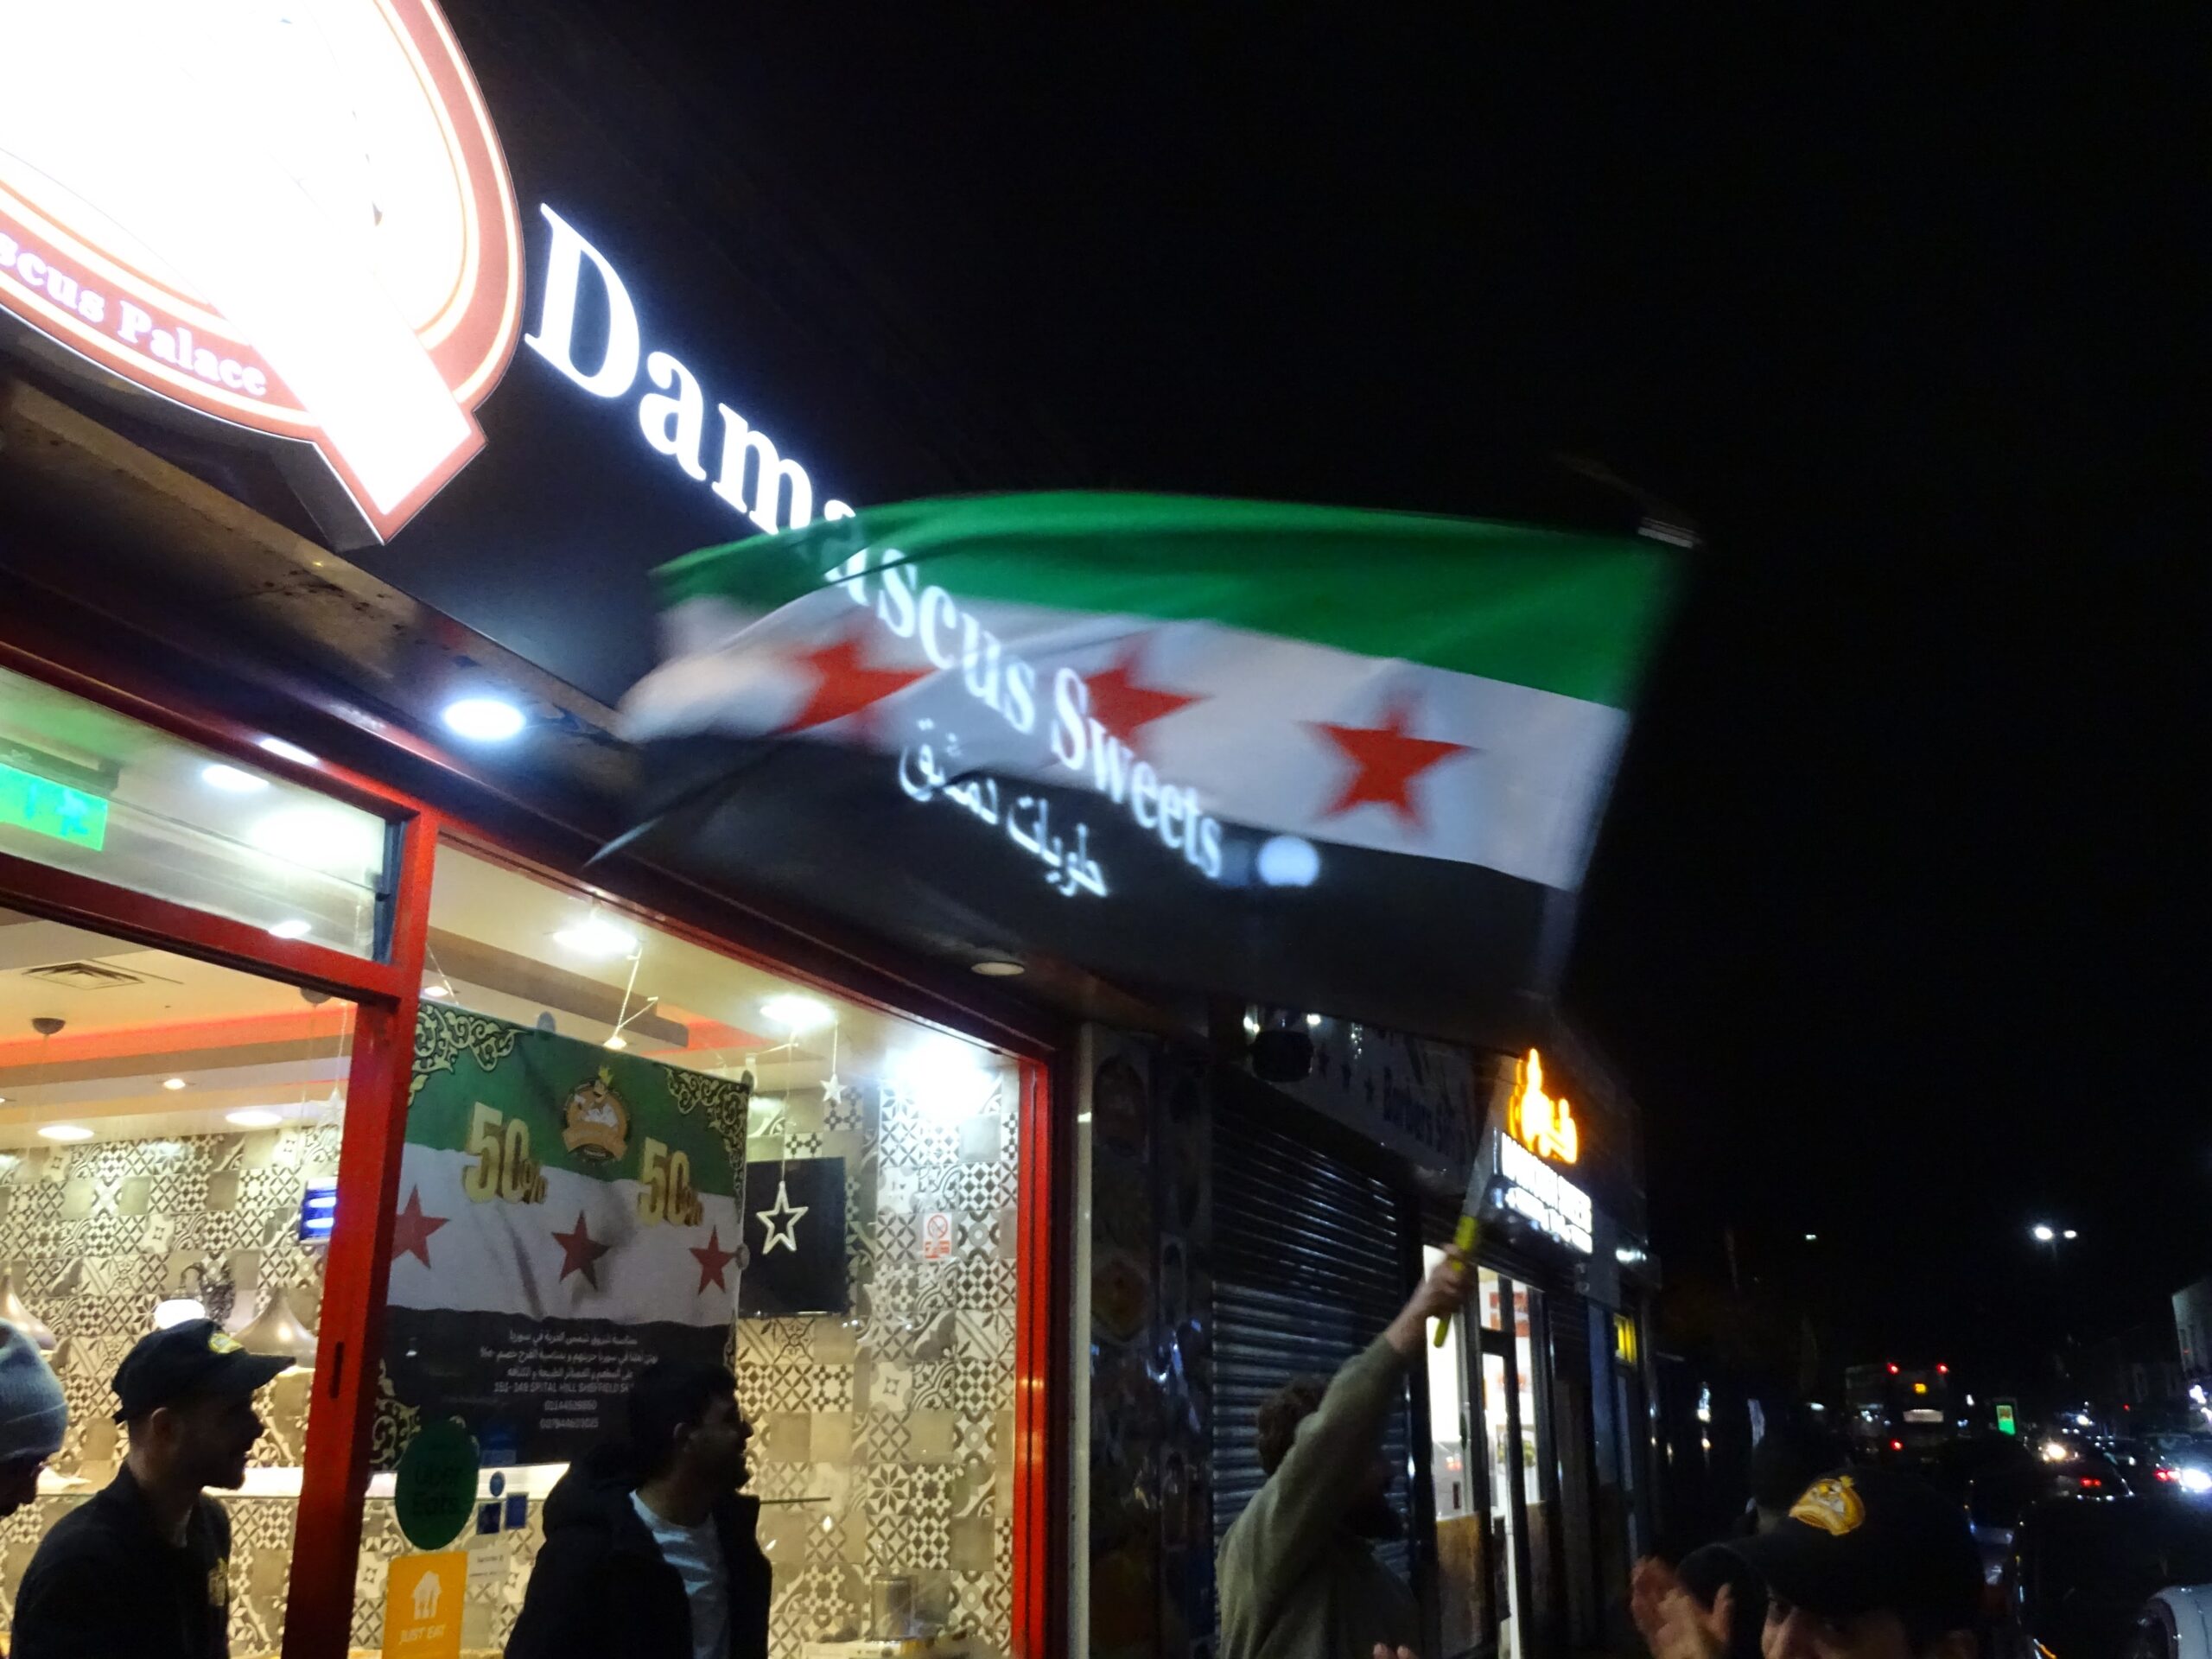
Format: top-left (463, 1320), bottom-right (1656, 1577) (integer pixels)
top-left (1071, 1027), bottom-right (1658, 1659)
top-left (0, 8), bottom-right (1669, 1658)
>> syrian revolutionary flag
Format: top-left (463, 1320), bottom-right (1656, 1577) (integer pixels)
top-left (384, 1003), bottom-right (752, 1464)
top-left (618, 493), bottom-right (1677, 1044)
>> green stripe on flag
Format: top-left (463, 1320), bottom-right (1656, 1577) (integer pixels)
top-left (655, 493), bottom-right (1675, 709)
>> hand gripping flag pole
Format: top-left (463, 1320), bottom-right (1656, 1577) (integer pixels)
top-left (1434, 1173), bottom-right (1509, 1347)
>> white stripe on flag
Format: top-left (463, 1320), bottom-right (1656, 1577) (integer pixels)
top-left (625, 590), bottom-right (1628, 888)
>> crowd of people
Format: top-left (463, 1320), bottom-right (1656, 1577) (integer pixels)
top-left (0, 1272), bottom-right (1991, 1659)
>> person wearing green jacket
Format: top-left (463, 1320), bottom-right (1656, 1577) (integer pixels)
top-left (1218, 1250), bottom-right (1469, 1659)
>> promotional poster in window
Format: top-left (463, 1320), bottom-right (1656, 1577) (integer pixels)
top-left (382, 1002), bottom-right (753, 1465)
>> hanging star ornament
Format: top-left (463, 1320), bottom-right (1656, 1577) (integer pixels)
top-left (819, 1071), bottom-right (851, 1109)
top-left (756, 1176), bottom-right (809, 1255)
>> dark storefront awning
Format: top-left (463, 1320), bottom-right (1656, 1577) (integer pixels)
top-left (610, 493), bottom-right (1677, 1046)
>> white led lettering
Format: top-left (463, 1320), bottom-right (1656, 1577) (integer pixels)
top-left (639, 350), bottom-right (709, 480)
top-left (530, 201), bottom-right (851, 535)
top-left (525, 205), bottom-right (639, 398)
top-left (1497, 1134), bottom-right (1594, 1255)
top-left (918, 587), bottom-right (961, 671)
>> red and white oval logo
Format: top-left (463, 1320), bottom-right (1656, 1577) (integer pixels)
top-left (0, 0), bottom-right (524, 544)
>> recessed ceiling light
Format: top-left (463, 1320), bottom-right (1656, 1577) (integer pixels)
top-left (442, 696), bottom-right (528, 742)
top-left (267, 918), bottom-right (312, 940)
top-left (38, 1124), bottom-right (94, 1142)
top-left (201, 763), bottom-right (269, 794)
top-left (421, 983), bottom-right (450, 999)
top-left (162, 1077), bottom-right (188, 1092)
top-left (257, 736), bottom-right (320, 766)
top-left (602, 1033), bottom-right (628, 1052)
top-left (761, 994), bottom-right (834, 1033)
top-left (226, 1109), bottom-right (283, 1129)
top-left (970, 960), bottom-right (1025, 977)
top-left (552, 916), bottom-right (639, 958)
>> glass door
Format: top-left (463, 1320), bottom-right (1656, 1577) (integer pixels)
top-left (1478, 1268), bottom-right (1556, 1659)
top-left (1425, 1244), bottom-right (1487, 1656)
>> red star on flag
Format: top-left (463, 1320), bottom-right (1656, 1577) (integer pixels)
top-left (1084, 642), bottom-right (1199, 754)
top-left (778, 628), bottom-right (931, 735)
top-left (390, 1185), bottom-right (448, 1268)
top-left (1310, 699), bottom-right (1476, 831)
top-left (550, 1211), bottom-right (612, 1288)
top-left (689, 1224), bottom-right (740, 1294)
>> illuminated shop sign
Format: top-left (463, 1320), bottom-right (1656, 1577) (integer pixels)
top-left (0, 0), bottom-right (525, 546)
top-left (1497, 1132), bottom-right (1593, 1255)
top-left (525, 207), bottom-right (852, 538)
top-left (1506, 1047), bottom-right (1579, 1164)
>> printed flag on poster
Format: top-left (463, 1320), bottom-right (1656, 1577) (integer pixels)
top-left (617, 493), bottom-right (1680, 1043)
top-left (382, 1004), bottom-right (752, 1465)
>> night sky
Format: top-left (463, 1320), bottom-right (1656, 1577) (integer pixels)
top-left (588, 12), bottom-right (2196, 1366)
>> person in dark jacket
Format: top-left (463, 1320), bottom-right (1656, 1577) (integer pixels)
top-left (507, 1360), bottom-right (770, 1659)
top-left (10, 1318), bottom-right (288, 1659)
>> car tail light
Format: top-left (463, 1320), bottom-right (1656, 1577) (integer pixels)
top-left (2080, 1476), bottom-right (2102, 1489)
top-left (2158, 1467), bottom-right (2179, 1483)
top-left (1891, 1440), bottom-right (1904, 1452)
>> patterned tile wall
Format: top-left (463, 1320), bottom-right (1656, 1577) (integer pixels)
top-left (0, 1122), bottom-right (340, 1656)
top-left (736, 1069), bottom-right (1020, 1659)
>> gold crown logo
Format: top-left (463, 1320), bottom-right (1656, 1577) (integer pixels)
top-left (561, 1067), bottom-right (630, 1162)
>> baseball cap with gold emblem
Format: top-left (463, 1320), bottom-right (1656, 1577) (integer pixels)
top-left (110, 1319), bottom-right (292, 1422)
top-left (1722, 1468), bottom-right (1983, 1636)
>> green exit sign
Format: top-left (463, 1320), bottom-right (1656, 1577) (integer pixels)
top-left (0, 761), bottom-right (109, 850)
top-left (1995, 1402), bottom-right (2017, 1435)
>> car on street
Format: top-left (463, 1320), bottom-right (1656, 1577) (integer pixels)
top-left (2129, 1586), bottom-right (2212, 1659)
top-left (1995, 1501), bottom-right (2212, 1659)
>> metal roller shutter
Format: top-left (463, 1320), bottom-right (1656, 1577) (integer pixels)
top-left (1211, 1088), bottom-right (1415, 1580)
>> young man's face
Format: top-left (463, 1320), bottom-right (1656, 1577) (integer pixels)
top-left (169, 1390), bottom-right (266, 1491)
top-left (1763, 1598), bottom-right (1974, 1659)
top-left (680, 1393), bottom-right (752, 1493)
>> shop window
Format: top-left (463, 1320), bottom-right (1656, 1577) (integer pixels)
top-left (357, 842), bottom-right (1020, 1656)
top-left (0, 663), bottom-right (393, 957)
top-left (0, 922), bottom-right (353, 1656)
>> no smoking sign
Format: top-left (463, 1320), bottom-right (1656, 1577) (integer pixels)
top-left (920, 1211), bottom-right (954, 1261)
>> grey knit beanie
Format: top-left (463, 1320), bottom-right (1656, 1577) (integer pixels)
top-left (0, 1320), bottom-right (67, 1465)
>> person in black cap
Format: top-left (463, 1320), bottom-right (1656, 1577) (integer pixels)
top-left (9, 1318), bottom-right (289, 1659)
top-left (1675, 1416), bottom-right (1856, 1659)
top-left (1632, 1467), bottom-right (1983, 1659)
